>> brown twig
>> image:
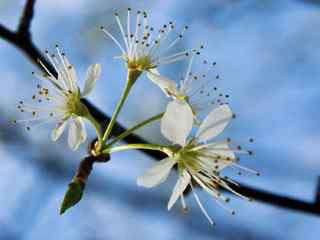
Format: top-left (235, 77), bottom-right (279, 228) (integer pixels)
top-left (0, 0), bottom-right (319, 216)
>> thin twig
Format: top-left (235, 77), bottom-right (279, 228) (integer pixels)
top-left (0, 0), bottom-right (319, 216)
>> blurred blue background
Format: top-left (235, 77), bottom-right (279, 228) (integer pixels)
top-left (0, 0), bottom-right (320, 239)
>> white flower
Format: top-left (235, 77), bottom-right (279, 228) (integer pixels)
top-left (100, 8), bottom-right (196, 74)
top-left (14, 46), bottom-right (101, 151)
top-left (137, 104), bottom-right (257, 225)
top-left (147, 55), bottom-right (229, 129)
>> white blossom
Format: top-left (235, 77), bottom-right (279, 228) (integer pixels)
top-left (137, 104), bottom-right (258, 225)
top-left (100, 8), bottom-right (196, 74)
top-left (14, 46), bottom-right (101, 151)
top-left (147, 55), bottom-right (229, 131)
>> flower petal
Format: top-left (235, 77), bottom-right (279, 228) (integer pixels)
top-left (51, 120), bottom-right (67, 141)
top-left (137, 157), bottom-right (176, 188)
top-left (167, 170), bottom-right (191, 210)
top-left (64, 57), bottom-right (78, 93)
top-left (68, 117), bottom-right (87, 151)
top-left (196, 104), bottom-right (233, 143)
top-left (161, 100), bottom-right (193, 146)
top-left (147, 69), bottom-right (178, 97)
top-left (200, 143), bottom-right (235, 171)
top-left (209, 144), bottom-right (235, 171)
top-left (81, 63), bottom-right (101, 97)
top-left (207, 142), bottom-right (235, 160)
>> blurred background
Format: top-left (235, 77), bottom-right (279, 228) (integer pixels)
top-left (0, 0), bottom-right (320, 239)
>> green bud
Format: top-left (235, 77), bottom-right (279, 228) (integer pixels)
top-left (60, 178), bottom-right (85, 215)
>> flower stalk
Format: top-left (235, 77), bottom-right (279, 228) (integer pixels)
top-left (104, 112), bottom-right (164, 149)
top-left (101, 68), bottom-right (141, 147)
top-left (84, 110), bottom-right (103, 144)
top-left (103, 143), bottom-right (172, 157)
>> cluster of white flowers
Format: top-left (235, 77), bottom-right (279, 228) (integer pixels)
top-left (14, 8), bottom-right (257, 224)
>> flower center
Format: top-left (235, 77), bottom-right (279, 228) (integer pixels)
top-left (127, 55), bottom-right (154, 71)
top-left (65, 91), bottom-right (88, 117)
top-left (173, 142), bottom-right (202, 173)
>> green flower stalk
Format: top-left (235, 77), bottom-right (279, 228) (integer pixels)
top-left (100, 68), bottom-right (141, 147)
top-left (104, 143), bottom-right (172, 157)
top-left (104, 112), bottom-right (164, 148)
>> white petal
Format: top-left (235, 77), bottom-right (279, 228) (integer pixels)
top-left (161, 100), bottom-right (193, 146)
top-left (68, 117), bottom-right (87, 151)
top-left (147, 69), bottom-right (178, 97)
top-left (150, 68), bottom-right (160, 75)
top-left (208, 143), bottom-right (236, 171)
top-left (200, 143), bottom-right (235, 171)
top-left (198, 156), bottom-right (230, 172)
top-left (207, 143), bottom-right (235, 160)
top-left (64, 57), bottom-right (78, 92)
top-left (82, 63), bottom-right (101, 97)
top-left (51, 120), bottom-right (67, 141)
top-left (69, 67), bottom-right (78, 86)
top-left (137, 158), bottom-right (176, 188)
top-left (196, 105), bottom-right (233, 143)
top-left (167, 170), bottom-right (191, 210)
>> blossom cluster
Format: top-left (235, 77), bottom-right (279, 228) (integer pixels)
top-left (14, 8), bottom-right (258, 225)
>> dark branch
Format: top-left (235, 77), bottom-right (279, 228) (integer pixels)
top-left (18, 0), bottom-right (36, 37)
top-left (0, 0), bottom-right (320, 217)
top-left (297, 0), bottom-right (320, 6)
top-left (0, 1), bottom-right (56, 76)
top-left (229, 182), bottom-right (320, 216)
top-left (0, 24), bottom-right (15, 41)
top-left (315, 177), bottom-right (320, 208)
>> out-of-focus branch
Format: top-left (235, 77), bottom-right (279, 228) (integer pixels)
top-left (315, 177), bottom-right (320, 209)
top-left (1, 0), bottom-right (320, 217)
top-left (297, 0), bottom-right (320, 6)
top-left (0, 0), bottom-right (55, 76)
top-left (229, 181), bottom-right (320, 216)
top-left (17, 0), bottom-right (35, 36)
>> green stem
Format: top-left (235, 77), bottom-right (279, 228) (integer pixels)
top-left (85, 113), bottom-right (103, 144)
top-left (103, 143), bottom-right (172, 156)
top-left (104, 112), bottom-right (164, 148)
top-left (101, 69), bottom-right (141, 145)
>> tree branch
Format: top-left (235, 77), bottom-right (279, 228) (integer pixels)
top-left (315, 177), bottom-right (320, 209)
top-left (0, 0), bottom-right (55, 76)
top-left (17, 0), bottom-right (35, 36)
top-left (1, 0), bottom-right (319, 216)
top-left (229, 181), bottom-right (320, 216)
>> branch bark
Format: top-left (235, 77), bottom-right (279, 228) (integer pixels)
top-left (0, 0), bottom-right (319, 216)
top-left (0, 0), bottom-right (55, 76)
top-left (18, 0), bottom-right (35, 36)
